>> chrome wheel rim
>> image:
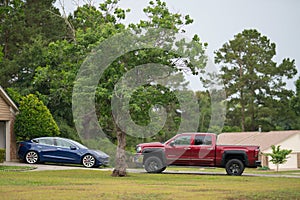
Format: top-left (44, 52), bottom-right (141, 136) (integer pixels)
top-left (83, 155), bottom-right (95, 167)
top-left (149, 160), bottom-right (159, 171)
top-left (26, 152), bottom-right (38, 164)
top-left (229, 163), bottom-right (240, 175)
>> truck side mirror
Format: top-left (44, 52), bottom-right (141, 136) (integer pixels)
top-left (170, 141), bottom-right (175, 147)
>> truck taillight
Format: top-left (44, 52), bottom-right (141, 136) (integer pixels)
top-left (254, 147), bottom-right (260, 158)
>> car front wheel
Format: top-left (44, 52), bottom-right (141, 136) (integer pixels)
top-left (225, 159), bottom-right (245, 176)
top-left (25, 151), bottom-right (39, 164)
top-left (82, 154), bottom-right (96, 168)
top-left (144, 156), bottom-right (166, 173)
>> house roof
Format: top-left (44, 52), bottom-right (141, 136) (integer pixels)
top-left (217, 130), bottom-right (300, 151)
top-left (0, 86), bottom-right (18, 112)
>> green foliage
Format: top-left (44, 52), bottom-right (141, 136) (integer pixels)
top-left (0, 0), bottom-right (69, 88)
top-left (265, 145), bottom-right (292, 172)
top-left (196, 91), bottom-right (211, 132)
top-left (215, 29), bottom-right (297, 131)
top-left (292, 78), bottom-right (300, 111)
top-left (222, 126), bottom-right (242, 132)
top-left (0, 46), bottom-right (3, 62)
top-left (14, 94), bottom-right (60, 141)
top-left (0, 149), bottom-right (5, 163)
top-left (257, 166), bottom-right (270, 170)
top-left (5, 87), bottom-right (22, 105)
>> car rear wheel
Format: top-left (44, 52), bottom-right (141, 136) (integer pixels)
top-left (225, 159), bottom-right (245, 176)
top-left (25, 151), bottom-right (39, 164)
top-left (82, 154), bottom-right (96, 168)
top-left (144, 156), bottom-right (166, 173)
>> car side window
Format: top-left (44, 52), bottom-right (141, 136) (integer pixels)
top-left (56, 139), bottom-right (73, 148)
top-left (38, 138), bottom-right (54, 146)
top-left (174, 135), bottom-right (191, 146)
top-left (194, 135), bottom-right (212, 145)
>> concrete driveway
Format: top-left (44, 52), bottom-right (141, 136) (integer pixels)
top-left (2, 161), bottom-right (111, 171)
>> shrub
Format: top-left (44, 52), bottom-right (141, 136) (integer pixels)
top-left (14, 94), bottom-right (60, 141)
top-left (0, 149), bottom-right (5, 163)
top-left (258, 166), bottom-right (270, 170)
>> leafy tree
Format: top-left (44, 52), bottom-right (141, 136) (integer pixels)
top-left (2, 0), bottom-right (207, 178)
top-left (0, 46), bottom-right (3, 62)
top-left (21, 1), bottom-right (127, 142)
top-left (0, 0), bottom-right (25, 60)
top-left (70, 0), bottom-right (206, 176)
top-left (0, 0), bottom-right (25, 88)
top-left (291, 78), bottom-right (300, 116)
top-left (14, 94), bottom-right (60, 141)
top-left (289, 78), bottom-right (300, 130)
top-left (215, 29), bottom-right (297, 131)
top-left (0, 0), bottom-right (69, 88)
top-left (265, 145), bottom-right (292, 172)
top-left (23, 0), bottom-right (69, 42)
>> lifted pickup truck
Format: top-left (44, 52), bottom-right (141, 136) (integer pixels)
top-left (134, 133), bottom-right (261, 175)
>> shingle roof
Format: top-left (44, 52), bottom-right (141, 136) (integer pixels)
top-left (217, 130), bottom-right (300, 151)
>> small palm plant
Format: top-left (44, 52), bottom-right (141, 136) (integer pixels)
top-left (265, 145), bottom-right (292, 172)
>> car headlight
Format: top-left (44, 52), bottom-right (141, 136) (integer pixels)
top-left (136, 146), bottom-right (142, 153)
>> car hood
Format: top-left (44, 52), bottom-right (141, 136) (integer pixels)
top-left (89, 149), bottom-right (110, 158)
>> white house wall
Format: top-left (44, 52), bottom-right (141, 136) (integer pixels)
top-left (264, 133), bottom-right (300, 170)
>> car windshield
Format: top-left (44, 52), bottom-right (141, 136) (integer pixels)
top-left (68, 139), bottom-right (88, 149)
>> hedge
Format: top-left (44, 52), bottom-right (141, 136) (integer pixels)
top-left (0, 149), bottom-right (5, 163)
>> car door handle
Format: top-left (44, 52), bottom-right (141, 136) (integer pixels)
top-left (184, 147), bottom-right (191, 150)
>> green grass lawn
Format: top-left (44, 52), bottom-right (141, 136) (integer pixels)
top-left (0, 169), bottom-right (300, 200)
top-left (0, 165), bottom-right (36, 171)
top-left (166, 166), bottom-right (300, 176)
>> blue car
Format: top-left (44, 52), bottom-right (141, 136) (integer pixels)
top-left (18, 137), bottom-right (109, 168)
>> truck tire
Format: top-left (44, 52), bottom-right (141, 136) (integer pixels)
top-left (225, 159), bottom-right (245, 176)
top-left (144, 156), bottom-right (166, 173)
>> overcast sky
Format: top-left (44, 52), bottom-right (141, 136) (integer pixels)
top-left (56, 0), bottom-right (300, 90)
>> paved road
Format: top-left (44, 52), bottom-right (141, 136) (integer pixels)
top-left (2, 161), bottom-right (300, 178)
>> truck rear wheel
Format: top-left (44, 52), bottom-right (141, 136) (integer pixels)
top-left (225, 159), bottom-right (245, 176)
top-left (144, 156), bottom-right (166, 173)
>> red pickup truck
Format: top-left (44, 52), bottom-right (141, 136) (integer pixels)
top-left (134, 133), bottom-right (261, 175)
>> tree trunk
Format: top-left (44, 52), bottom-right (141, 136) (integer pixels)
top-left (111, 127), bottom-right (127, 177)
top-left (240, 91), bottom-right (245, 132)
top-left (239, 63), bottom-right (245, 132)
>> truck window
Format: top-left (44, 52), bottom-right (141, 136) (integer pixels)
top-left (194, 135), bottom-right (212, 145)
top-left (174, 135), bottom-right (191, 146)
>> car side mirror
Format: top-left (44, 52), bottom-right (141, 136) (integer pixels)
top-left (70, 146), bottom-right (77, 150)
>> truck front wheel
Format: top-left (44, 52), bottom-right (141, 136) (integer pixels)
top-left (225, 159), bottom-right (245, 176)
top-left (144, 156), bottom-right (166, 173)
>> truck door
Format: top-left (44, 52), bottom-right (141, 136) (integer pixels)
top-left (165, 134), bottom-right (192, 165)
top-left (190, 134), bottom-right (215, 166)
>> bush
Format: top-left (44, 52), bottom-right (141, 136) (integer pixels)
top-left (0, 149), bottom-right (5, 163)
top-left (258, 166), bottom-right (270, 170)
top-left (14, 94), bottom-right (60, 141)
